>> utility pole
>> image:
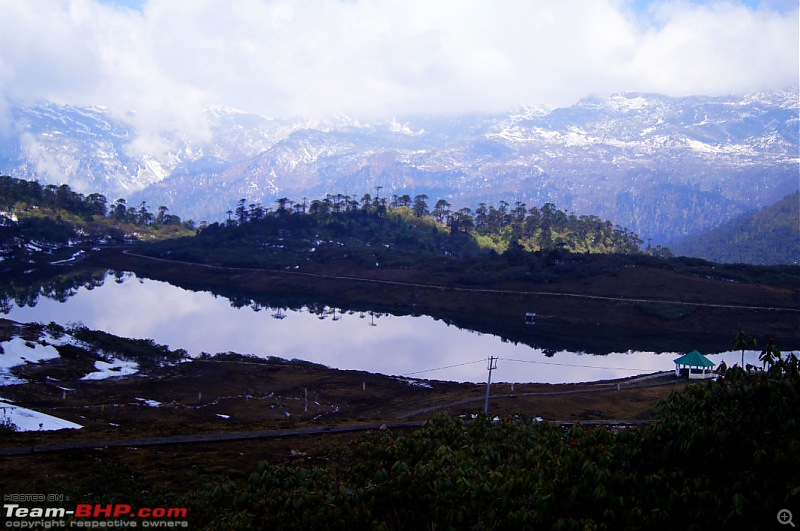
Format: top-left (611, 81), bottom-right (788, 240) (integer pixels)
top-left (484, 356), bottom-right (498, 415)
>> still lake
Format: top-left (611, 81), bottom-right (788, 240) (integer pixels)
top-left (4, 271), bottom-right (759, 383)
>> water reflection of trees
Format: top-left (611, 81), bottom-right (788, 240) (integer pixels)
top-left (2, 267), bottom-right (719, 355)
top-left (0, 267), bottom-right (571, 350)
top-left (242, 298), bottom-right (387, 326)
top-left (196, 281), bottom-right (396, 326)
top-left (0, 267), bottom-right (112, 314)
top-left (152, 274), bottom-right (394, 326)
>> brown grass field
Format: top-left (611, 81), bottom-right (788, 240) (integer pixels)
top-left (0, 349), bottom-right (686, 496)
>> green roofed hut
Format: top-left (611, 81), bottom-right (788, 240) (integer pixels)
top-left (674, 350), bottom-right (716, 380)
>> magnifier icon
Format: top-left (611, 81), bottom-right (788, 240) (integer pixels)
top-left (779, 509), bottom-right (795, 527)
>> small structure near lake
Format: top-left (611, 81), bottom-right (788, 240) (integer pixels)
top-left (674, 350), bottom-right (716, 380)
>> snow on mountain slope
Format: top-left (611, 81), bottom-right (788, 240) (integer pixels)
top-left (1, 89), bottom-right (797, 242)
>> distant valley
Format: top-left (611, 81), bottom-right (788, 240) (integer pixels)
top-left (1, 88), bottom-right (797, 247)
top-left (670, 191), bottom-right (799, 265)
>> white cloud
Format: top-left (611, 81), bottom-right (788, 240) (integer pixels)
top-left (0, 0), bottom-right (796, 133)
top-left (629, 1), bottom-right (799, 95)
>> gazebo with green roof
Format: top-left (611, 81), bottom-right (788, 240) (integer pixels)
top-left (674, 350), bottom-right (716, 379)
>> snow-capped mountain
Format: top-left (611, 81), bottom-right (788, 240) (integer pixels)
top-left (1, 89), bottom-right (797, 242)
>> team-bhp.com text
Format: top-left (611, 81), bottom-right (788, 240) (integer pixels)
top-left (4, 504), bottom-right (188, 528)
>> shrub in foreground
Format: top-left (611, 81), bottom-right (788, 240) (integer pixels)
top-left (183, 356), bottom-right (799, 529)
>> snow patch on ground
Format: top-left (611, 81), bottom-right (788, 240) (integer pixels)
top-left (81, 357), bottom-right (139, 380)
top-left (0, 398), bottom-right (82, 431)
top-left (51, 249), bottom-right (85, 264)
top-left (394, 377), bottom-right (433, 389)
top-left (0, 337), bottom-right (61, 386)
top-left (135, 397), bottom-right (162, 407)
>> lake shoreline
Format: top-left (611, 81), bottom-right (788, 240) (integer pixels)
top-left (84, 247), bottom-right (800, 354)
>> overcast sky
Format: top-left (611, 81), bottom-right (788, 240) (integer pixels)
top-left (0, 0), bottom-right (796, 136)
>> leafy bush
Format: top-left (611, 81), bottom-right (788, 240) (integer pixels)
top-left (0, 415), bottom-right (17, 433)
top-left (25, 354), bottom-right (796, 529)
top-left (176, 355), bottom-right (799, 530)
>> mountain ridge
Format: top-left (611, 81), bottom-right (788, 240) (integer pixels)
top-left (670, 191), bottom-right (800, 265)
top-left (1, 88), bottom-right (797, 244)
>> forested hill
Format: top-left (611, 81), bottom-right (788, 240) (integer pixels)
top-left (670, 191), bottom-right (799, 266)
top-left (0, 175), bottom-right (194, 269)
top-left (1, 174), bottom-right (647, 269)
top-left (147, 193), bottom-right (648, 270)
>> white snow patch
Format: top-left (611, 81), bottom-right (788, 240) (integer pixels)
top-left (0, 399), bottom-right (82, 431)
top-left (0, 337), bottom-right (61, 386)
top-left (389, 118), bottom-right (423, 135)
top-left (394, 377), bottom-right (433, 389)
top-left (0, 210), bottom-right (18, 222)
top-left (51, 250), bottom-right (85, 264)
top-left (135, 397), bottom-right (162, 407)
top-left (607, 94), bottom-right (649, 112)
top-left (81, 357), bottom-right (139, 380)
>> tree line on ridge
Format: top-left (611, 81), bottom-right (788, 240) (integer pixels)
top-left (213, 191), bottom-right (658, 257)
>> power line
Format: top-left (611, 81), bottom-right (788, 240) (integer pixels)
top-left (498, 357), bottom-right (661, 373)
top-left (402, 357), bottom-right (662, 378)
top-left (402, 359), bottom-right (485, 376)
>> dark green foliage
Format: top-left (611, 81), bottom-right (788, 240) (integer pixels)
top-left (631, 358), bottom-right (800, 529)
top-left (0, 175), bottom-right (193, 228)
top-left (205, 351), bottom-right (329, 369)
top-left (168, 356), bottom-right (799, 529)
top-left (672, 191), bottom-right (800, 265)
top-left (140, 193), bottom-right (647, 285)
top-left (141, 199), bottom-right (800, 287)
top-left (145, 203), bottom-right (476, 271)
top-left (11, 316), bottom-right (794, 529)
top-left (216, 193), bottom-right (645, 258)
top-left (0, 175), bottom-right (195, 270)
top-left (0, 416), bottom-right (17, 433)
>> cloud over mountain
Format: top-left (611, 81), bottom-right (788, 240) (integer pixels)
top-left (0, 0), bottom-right (796, 140)
top-left (2, 89), bottom-right (796, 244)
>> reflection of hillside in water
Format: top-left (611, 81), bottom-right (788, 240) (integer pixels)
top-left (155, 273), bottom-right (717, 356)
top-left (1, 267), bottom-right (561, 354)
top-left (4, 267), bottom-right (768, 383)
top-left (234, 297), bottom-right (388, 328)
top-left (191, 279), bottom-right (392, 320)
top-left (0, 267), bottom-right (109, 314)
top-left (1, 266), bottom-right (737, 356)
top-left (1, 266), bottom-right (401, 331)
top-left (130, 271), bottom-right (561, 350)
